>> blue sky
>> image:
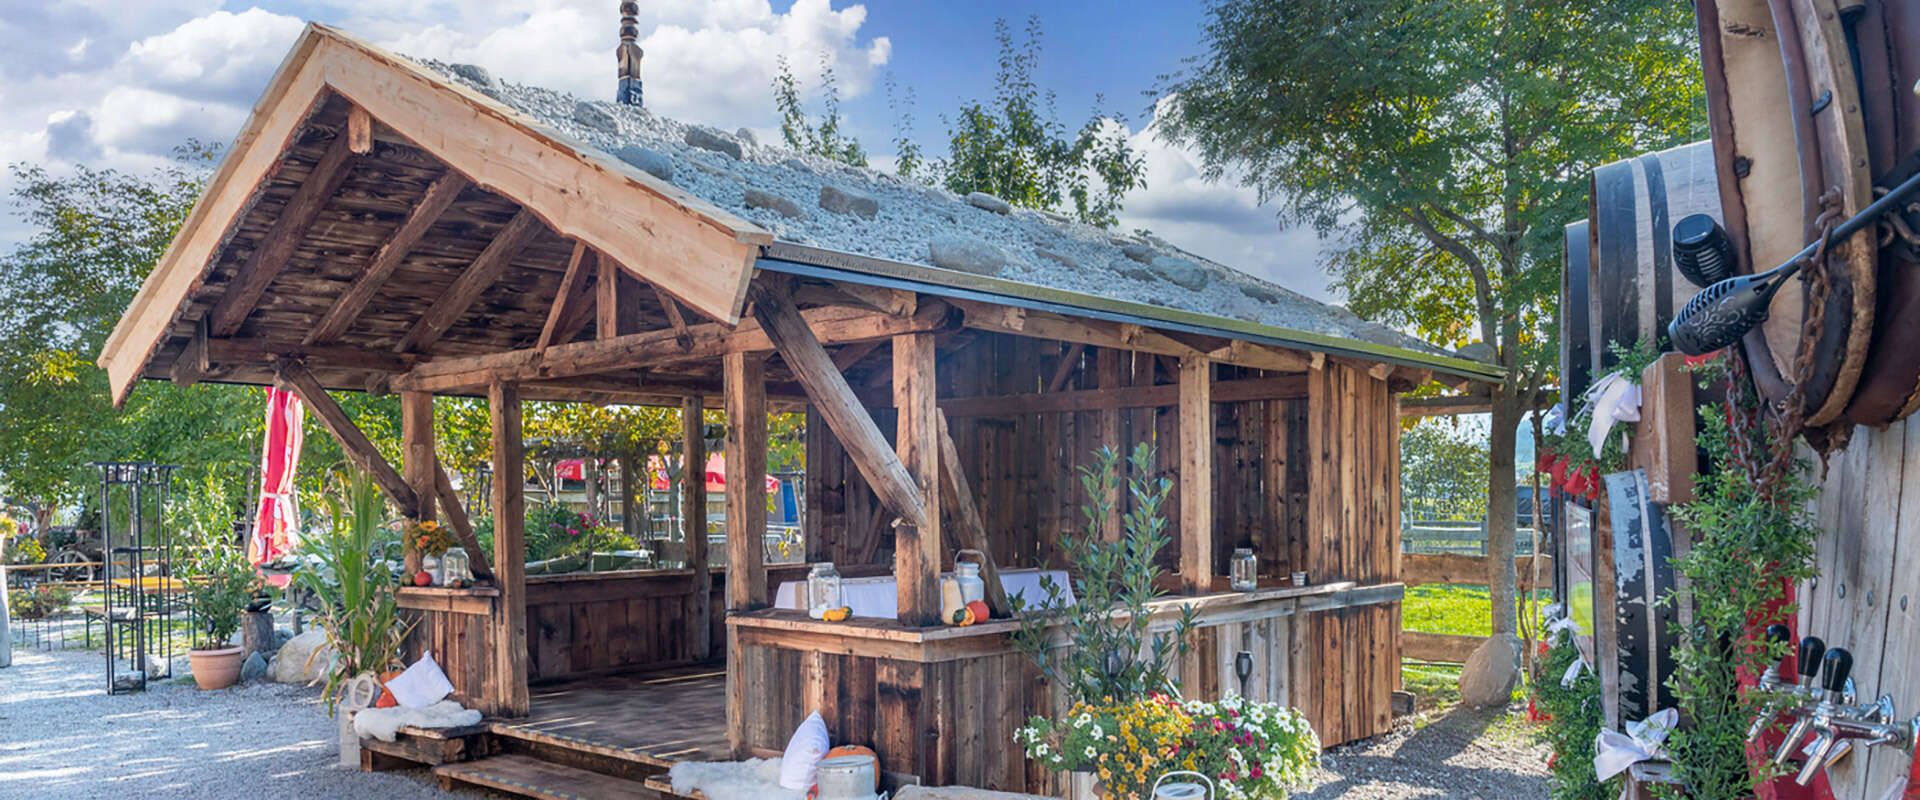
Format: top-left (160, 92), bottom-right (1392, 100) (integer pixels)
top-left (0, 1), bottom-right (1332, 298)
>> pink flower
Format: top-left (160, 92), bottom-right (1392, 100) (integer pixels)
top-left (1250, 767), bottom-right (1263, 780)
top-left (567, 527), bottom-right (580, 536)
top-left (1213, 719), bottom-right (1228, 732)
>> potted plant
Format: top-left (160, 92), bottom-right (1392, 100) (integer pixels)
top-left (1017, 694), bottom-right (1320, 798)
top-left (293, 468), bottom-right (411, 711)
top-left (185, 537), bottom-right (260, 690)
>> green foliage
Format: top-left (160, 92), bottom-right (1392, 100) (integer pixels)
top-left (1404, 583), bottom-right (1548, 638)
top-left (930, 17), bottom-right (1147, 228)
top-left (292, 469), bottom-right (410, 711)
top-left (1010, 443), bottom-right (1195, 705)
top-left (174, 474), bottom-right (257, 647)
top-left (1659, 361), bottom-right (1818, 800)
top-left (1534, 633), bottom-right (1615, 800)
top-left (7, 584), bottom-right (74, 619)
top-left (885, 74), bottom-right (926, 183)
top-left (1401, 419), bottom-right (1491, 522)
top-left (774, 54), bottom-right (868, 167)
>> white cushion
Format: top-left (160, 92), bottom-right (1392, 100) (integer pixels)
top-left (385, 650), bottom-right (455, 709)
top-left (778, 711), bottom-right (831, 790)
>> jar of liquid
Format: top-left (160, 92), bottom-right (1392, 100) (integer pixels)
top-left (1229, 548), bottom-right (1258, 592)
top-left (807, 562), bottom-right (843, 619)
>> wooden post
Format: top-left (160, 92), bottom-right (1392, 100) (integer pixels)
top-left (724, 354), bottom-right (768, 611)
top-left (683, 396), bottom-right (712, 660)
top-left (1098, 348), bottom-right (1126, 542)
top-left (488, 382), bottom-right (530, 717)
top-left (894, 332), bottom-right (943, 626)
top-left (1179, 357), bottom-right (1214, 594)
top-left (401, 391), bottom-right (436, 523)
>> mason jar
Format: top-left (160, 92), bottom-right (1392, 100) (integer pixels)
top-left (1229, 547), bottom-right (1258, 592)
top-left (807, 562), bottom-right (843, 619)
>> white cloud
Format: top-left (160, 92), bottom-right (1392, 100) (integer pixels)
top-left (1114, 100), bottom-right (1336, 302)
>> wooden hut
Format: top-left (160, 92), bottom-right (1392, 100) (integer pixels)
top-left (98, 25), bottom-right (1500, 796)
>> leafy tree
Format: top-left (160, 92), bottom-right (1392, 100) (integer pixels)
top-left (884, 73), bottom-right (927, 183)
top-left (1156, 0), bottom-right (1702, 639)
top-left (935, 16), bottom-right (1146, 228)
top-left (1400, 418), bottom-right (1491, 523)
top-left (773, 54), bottom-right (868, 167)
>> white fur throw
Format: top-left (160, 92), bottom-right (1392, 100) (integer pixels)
top-left (667, 758), bottom-right (804, 800)
top-left (351, 699), bottom-right (482, 742)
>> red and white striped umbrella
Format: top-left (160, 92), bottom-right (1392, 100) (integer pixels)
top-left (249, 386), bottom-right (305, 565)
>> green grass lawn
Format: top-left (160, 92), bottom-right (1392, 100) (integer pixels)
top-left (1401, 583), bottom-right (1553, 712)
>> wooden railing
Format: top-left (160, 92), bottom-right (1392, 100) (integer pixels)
top-left (1400, 552), bottom-right (1553, 664)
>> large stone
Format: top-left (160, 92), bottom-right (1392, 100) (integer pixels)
top-left (744, 189), bottom-right (806, 219)
top-left (818, 186), bottom-right (879, 219)
top-left (1458, 633), bottom-right (1522, 708)
top-left (615, 146), bottom-right (674, 182)
top-left (1239, 281), bottom-right (1285, 304)
top-left (734, 128), bottom-right (758, 146)
top-left (965, 192), bottom-right (1012, 215)
top-left (241, 651), bottom-right (269, 682)
top-left (684, 127), bottom-right (743, 159)
top-left (447, 63), bottom-right (494, 88)
top-left (1121, 243), bottom-right (1156, 264)
top-left (1151, 256), bottom-right (1210, 291)
top-left (572, 101), bottom-right (619, 134)
top-left (1456, 342), bottom-right (1498, 363)
top-left (1033, 248), bottom-right (1079, 270)
top-left (928, 236), bottom-right (1011, 276)
top-left (1111, 257), bottom-right (1155, 282)
top-left (267, 629), bottom-right (335, 685)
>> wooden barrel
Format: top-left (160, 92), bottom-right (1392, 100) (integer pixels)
top-left (1697, 0), bottom-right (1882, 431)
top-left (1561, 220), bottom-right (1594, 404)
top-left (1585, 141), bottom-right (1722, 375)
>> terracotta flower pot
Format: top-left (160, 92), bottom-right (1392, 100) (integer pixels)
top-left (189, 645), bottom-right (246, 690)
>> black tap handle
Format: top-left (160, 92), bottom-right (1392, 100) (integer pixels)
top-left (1821, 648), bottom-right (1853, 693)
top-left (1799, 636), bottom-right (1827, 679)
top-left (1766, 624), bottom-right (1791, 644)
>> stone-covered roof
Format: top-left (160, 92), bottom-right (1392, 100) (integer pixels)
top-left (425, 61), bottom-right (1464, 362)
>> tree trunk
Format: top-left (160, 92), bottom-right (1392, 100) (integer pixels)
top-left (1486, 388), bottom-right (1522, 637)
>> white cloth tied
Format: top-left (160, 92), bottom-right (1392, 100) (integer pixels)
top-left (1584, 371), bottom-right (1642, 458)
top-left (1594, 708), bottom-right (1678, 781)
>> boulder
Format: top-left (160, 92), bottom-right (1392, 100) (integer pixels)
top-left (684, 127), bottom-right (743, 159)
top-left (1458, 633), bottom-right (1522, 708)
top-left (744, 189), bottom-right (806, 220)
top-left (446, 63), bottom-right (494, 88)
top-left (735, 128), bottom-right (758, 146)
top-left (241, 651), bottom-right (269, 682)
top-left (1151, 256), bottom-right (1210, 290)
top-left (965, 192), bottom-right (1012, 215)
top-left (1455, 341), bottom-right (1499, 363)
top-left (1121, 243), bottom-right (1156, 264)
top-left (615, 146), bottom-right (674, 182)
top-left (928, 236), bottom-right (1011, 276)
top-left (267, 629), bottom-right (335, 685)
top-left (572, 101), bottom-right (619, 134)
top-left (818, 186), bottom-right (880, 219)
top-left (1111, 258), bottom-right (1156, 282)
top-left (1239, 281), bottom-right (1285, 304)
top-left (1033, 248), bottom-right (1079, 270)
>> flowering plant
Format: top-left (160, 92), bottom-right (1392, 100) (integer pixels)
top-left (1016, 693), bottom-right (1319, 799)
top-left (401, 518), bottom-right (456, 556)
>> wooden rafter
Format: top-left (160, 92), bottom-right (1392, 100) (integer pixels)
top-left (935, 410), bottom-right (1010, 618)
top-left (432, 463), bottom-right (493, 578)
top-left (170, 320), bottom-right (210, 387)
top-left (751, 283), bottom-right (928, 528)
top-left (1047, 343), bottom-right (1086, 393)
top-left (651, 283), bottom-right (694, 349)
top-left (393, 302), bottom-right (952, 394)
top-left (538, 242), bottom-right (597, 350)
top-left (831, 340), bottom-right (884, 372)
top-left (308, 170), bottom-right (469, 345)
top-left (209, 338), bottom-right (421, 374)
top-left (207, 124), bottom-right (360, 337)
top-left (397, 207), bottom-right (543, 354)
top-left (273, 359), bottom-right (419, 516)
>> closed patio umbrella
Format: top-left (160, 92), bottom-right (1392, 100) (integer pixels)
top-left (249, 387), bottom-right (305, 566)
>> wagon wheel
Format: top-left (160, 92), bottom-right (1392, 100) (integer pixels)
top-left (48, 549), bottom-right (94, 582)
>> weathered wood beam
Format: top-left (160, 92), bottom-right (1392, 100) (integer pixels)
top-left (397, 208), bottom-right (543, 353)
top-left (1047, 343), bottom-right (1086, 393)
top-left (935, 410), bottom-right (1010, 618)
top-left (1178, 356), bottom-right (1213, 594)
top-left (831, 340), bottom-right (885, 373)
top-left (210, 338), bottom-right (421, 374)
top-left (401, 391), bottom-right (437, 525)
top-left (930, 374), bottom-right (1308, 417)
top-left (488, 381), bottom-right (530, 717)
top-left (1097, 348), bottom-right (1125, 542)
top-left (394, 302), bottom-right (951, 394)
top-left (1209, 340), bottom-right (1312, 373)
top-left (208, 126), bottom-right (360, 337)
top-left (307, 168), bottom-right (466, 345)
top-left (273, 359), bottom-right (418, 516)
top-left (723, 353), bottom-right (768, 612)
top-left (346, 105), bottom-right (373, 154)
top-left (432, 463), bottom-right (493, 579)
top-left (683, 396), bottom-right (711, 659)
top-left (651, 283), bottom-right (694, 350)
top-left (893, 332), bottom-right (942, 627)
top-left (537, 242), bottom-right (597, 350)
top-left (170, 320), bottom-right (210, 387)
top-left (751, 283), bottom-right (927, 528)
top-left (837, 283), bottom-right (916, 317)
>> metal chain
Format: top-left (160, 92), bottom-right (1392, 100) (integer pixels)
top-left (1760, 189), bottom-right (1844, 492)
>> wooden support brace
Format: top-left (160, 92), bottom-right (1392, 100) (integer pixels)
top-left (538, 242), bottom-right (598, 350)
top-left (1047, 343), bottom-right (1087, 393)
top-left (432, 463), bottom-right (493, 579)
top-left (273, 359), bottom-right (418, 517)
top-left (171, 319), bottom-right (210, 387)
top-left (935, 410), bottom-right (1010, 618)
top-left (652, 283), bottom-right (694, 350)
top-left (750, 283), bottom-right (927, 528)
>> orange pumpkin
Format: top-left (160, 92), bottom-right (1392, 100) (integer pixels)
top-left (375, 670), bottom-right (403, 708)
top-left (822, 745), bottom-right (881, 790)
top-left (966, 600), bottom-right (991, 622)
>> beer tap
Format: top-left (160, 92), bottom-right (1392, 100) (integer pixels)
top-left (1791, 650), bottom-right (1919, 786)
top-left (1748, 625), bottom-right (1805, 742)
top-left (1772, 636), bottom-right (1833, 764)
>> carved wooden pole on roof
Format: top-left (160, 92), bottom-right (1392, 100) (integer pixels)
top-left (617, 2), bottom-right (643, 106)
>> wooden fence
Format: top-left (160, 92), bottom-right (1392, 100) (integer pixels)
top-left (1399, 552), bottom-right (1552, 664)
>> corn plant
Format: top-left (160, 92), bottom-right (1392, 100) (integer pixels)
top-left (292, 469), bottom-right (411, 712)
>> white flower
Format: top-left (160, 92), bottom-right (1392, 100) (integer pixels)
top-left (1035, 743), bottom-right (1050, 757)
top-left (1089, 724), bottom-right (1104, 739)
top-left (1051, 754), bottom-right (1063, 764)
top-left (1084, 746), bottom-right (1098, 759)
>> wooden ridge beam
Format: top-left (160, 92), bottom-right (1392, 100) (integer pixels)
top-left (273, 358), bottom-right (418, 516)
top-left (310, 170), bottom-right (469, 345)
top-left (394, 302), bottom-right (953, 394)
top-left (397, 207), bottom-right (543, 354)
top-left (208, 338), bottom-right (422, 374)
top-left (538, 242), bottom-right (597, 350)
top-left (935, 410), bottom-right (1010, 618)
top-left (752, 283), bottom-right (927, 528)
top-left (208, 124), bottom-right (360, 337)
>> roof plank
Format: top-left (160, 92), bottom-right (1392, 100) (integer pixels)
top-left (396, 207), bottom-right (544, 354)
top-left (207, 125), bottom-right (360, 337)
top-left (307, 169), bottom-right (469, 345)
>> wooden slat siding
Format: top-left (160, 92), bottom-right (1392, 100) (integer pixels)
top-left (307, 169), bottom-right (469, 345)
top-left (207, 123), bottom-right (360, 337)
top-left (488, 381), bottom-right (530, 717)
top-left (397, 589), bottom-right (497, 712)
top-left (432, 464), bottom-right (491, 578)
top-left (724, 352), bottom-right (769, 611)
top-left (683, 396), bottom-right (712, 660)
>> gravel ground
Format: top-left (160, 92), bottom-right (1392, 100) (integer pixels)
top-left (0, 647), bottom-right (490, 800)
top-left (1295, 706), bottom-right (1552, 799)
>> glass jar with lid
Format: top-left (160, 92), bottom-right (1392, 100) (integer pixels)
top-left (807, 562), bottom-right (844, 619)
top-left (441, 547), bottom-right (473, 586)
top-left (1229, 547), bottom-right (1258, 592)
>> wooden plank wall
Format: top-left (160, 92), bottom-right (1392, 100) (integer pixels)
top-left (398, 593), bottom-right (499, 714)
top-left (1800, 420), bottom-right (1918, 798)
top-left (524, 571), bottom-right (725, 681)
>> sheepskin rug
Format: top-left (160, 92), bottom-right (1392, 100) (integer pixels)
top-left (350, 700), bottom-right (482, 742)
top-left (667, 758), bottom-right (804, 800)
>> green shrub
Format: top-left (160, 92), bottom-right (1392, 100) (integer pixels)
top-left (1534, 634), bottom-right (1615, 800)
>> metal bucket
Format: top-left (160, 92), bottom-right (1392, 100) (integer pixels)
top-left (814, 754), bottom-right (882, 800)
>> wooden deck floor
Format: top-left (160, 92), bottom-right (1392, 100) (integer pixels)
top-left (500, 663), bottom-right (732, 764)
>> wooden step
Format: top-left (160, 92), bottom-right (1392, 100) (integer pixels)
top-left (433, 753), bottom-right (664, 799)
top-left (489, 720), bottom-right (672, 780)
